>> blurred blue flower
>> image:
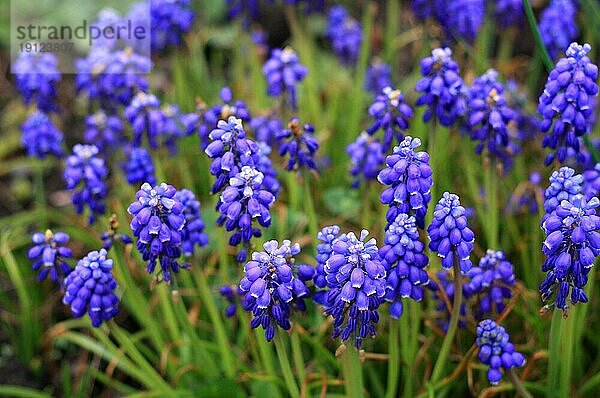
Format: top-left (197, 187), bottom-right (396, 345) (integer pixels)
top-left (125, 92), bottom-right (164, 149)
top-left (495, 0), bottom-right (524, 27)
top-left (101, 215), bottom-right (133, 251)
top-left (250, 113), bottom-right (283, 147)
top-left (365, 60), bottom-right (393, 97)
top-left (84, 111), bottom-right (124, 152)
top-left (64, 144), bottom-right (108, 224)
top-left (13, 51), bottom-right (61, 112)
top-left (367, 87), bottom-right (413, 152)
top-left (175, 189), bottom-right (209, 257)
top-left (28, 230), bottom-right (72, 283)
top-left (347, 132), bottom-right (385, 188)
top-left (277, 117), bottom-right (319, 172)
top-left (326, 5), bottom-right (362, 66)
top-left (539, 0), bottom-right (579, 60)
top-left (123, 147), bottom-right (157, 187)
top-left (149, 0), bottom-right (195, 52)
top-left (583, 163), bottom-right (600, 200)
top-left (263, 47), bottom-right (308, 110)
top-left (440, 0), bottom-right (485, 42)
top-left (21, 111), bottom-right (64, 158)
top-left (476, 319), bottom-right (526, 385)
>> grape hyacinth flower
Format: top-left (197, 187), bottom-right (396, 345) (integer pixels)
top-left (250, 113), bottom-right (283, 146)
top-left (13, 51), bottom-right (61, 112)
top-left (326, 5), bottom-right (363, 66)
top-left (539, 0), bottom-right (579, 60)
top-left (83, 111), bottom-right (124, 152)
top-left (63, 249), bottom-right (119, 327)
top-left (263, 47), bottom-right (308, 110)
top-left (379, 214), bottom-right (429, 318)
top-left (313, 225), bottom-right (341, 292)
top-left (538, 43), bottom-right (599, 165)
top-left (468, 69), bottom-right (517, 168)
top-left (540, 195), bottom-right (600, 313)
top-left (378, 136), bottom-right (433, 229)
top-left (346, 132), bottom-right (385, 188)
top-left (367, 87), bottom-right (413, 152)
top-left (21, 111), bottom-right (64, 158)
top-left (256, 142), bottom-right (281, 197)
top-left (415, 47), bottom-right (467, 127)
top-left (148, 0), bottom-right (195, 52)
top-left (427, 192), bottom-right (475, 272)
top-left (476, 319), bottom-right (526, 385)
top-left (127, 182), bottom-right (186, 283)
top-left (441, 0), bottom-right (485, 42)
top-left (123, 147), bottom-right (157, 186)
top-left (543, 167), bottom-right (583, 216)
top-left (276, 117), bottom-right (319, 172)
top-left (464, 250), bottom-right (515, 318)
top-left (365, 60), bottom-right (393, 97)
top-left (125, 92), bottom-right (165, 149)
top-left (217, 166), bottom-right (275, 262)
top-left (318, 229), bottom-right (387, 348)
top-left (583, 163), bottom-right (600, 200)
top-left (64, 144), bottom-right (108, 224)
top-left (28, 230), bottom-right (72, 283)
top-left (495, 0), bottom-right (524, 27)
top-left (175, 189), bottom-right (209, 257)
top-left (219, 285), bottom-right (242, 318)
top-left (101, 214), bottom-right (133, 250)
top-left (239, 240), bottom-right (312, 341)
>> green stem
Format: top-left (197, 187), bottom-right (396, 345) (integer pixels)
top-left (522, 0), bottom-right (553, 71)
top-left (195, 270), bottom-right (235, 378)
top-left (507, 368), bottom-right (534, 398)
top-left (384, 0), bottom-right (400, 63)
top-left (485, 159), bottom-right (499, 250)
top-left (559, 309), bottom-right (576, 398)
top-left (256, 331), bottom-right (283, 398)
top-left (33, 159), bottom-right (47, 227)
top-left (303, 174), bottom-right (318, 243)
top-left (341, 347), bottom-right (364, 398)
top-left (216, 227), bottom-right (230, 284)
top-left (274, 334), bottom-right (301, 398)
top-left (386, 320), bottom-right (400, 398)
top-left (290, 332), bottom-right (306, 391)
top-left (547, 310), bottom-right (562, 398)
top-left (430, 260), bottom-right (463, 383)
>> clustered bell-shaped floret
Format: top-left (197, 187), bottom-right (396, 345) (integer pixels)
top-left (464, 250), bottom-right (515, 318)
top-left (378, 136), bottom-right (433, 229)
top-left (346, 132), bottom-right (385, 188)
top-left (262, 47), bottom-right (308, 111)
top-left (367, 87), bottom-right (413, 152)
top-left (175, 189), bottom-right (209, 257)
top-left (63, 249), bottom-right (119, 327)
top-left (540, 195), bottom-right (600, 312)
top-left (379, 214), bottom-right (429, 319)
top-left (127, 182), bottom-right (186, 282)
top-left (427, 192), bottom-right (475, 272)
top-left (28, 230), bottom-right (73, 283)
top-left (543, 166), bottom-right (583, 216)
top-left (415, 47), bottom-right (467, 127)
top-left (538, 42), bottom-right (599, 165)
top-left (539, 0), bottom-right (579, 60)
top-left (123, 147), bottom-right (157, 187)
top-left (21, 111), bottom-right (64, 159)
top-left (318, 229), bottom-right (387, 348)
top-left (325, 5), bottom-right (363, 66)
top-left (13, 51), bottom-right (61, 112)
top-left (476, 319), bottom-right (526, 385)
top-left (83, 111), bottom-right (124, 153)
top-left (276, 117), bottom-right (319, 172)
top-left (64, 144), bottom-right (108, 224)
top-left (239, 240), bottom-right (313, 341)
top-left (313, 225), bottom-right (342, 291)
top-left (583, 163), bottom-right (600, 200)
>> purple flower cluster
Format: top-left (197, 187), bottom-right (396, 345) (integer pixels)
top-left (539, 0), bottom-right (579, 60)
top-left (495, 0), bottom-right (524, 27)
top-left (239, 240), bottom-right (313, 341)
top-left (263, 47), bottom-right (308, 110)
top-left (250, 113), bottom-right (283, 147)
top-left (379, 214), bottom-right (429, 318)
top-left (127, 182), bottom-right (186, 283)
top-left (583, 163), bottom-right (600, 199)
top-left (367, 87), bottom-right (413, 152)
top-left (13, 52), bottom-right (61, 112)
top-left (326, 5), bottom-right (363, 66)
top-left (21, 111), bottom-right (64, 158)
top-left (64, 145), bottom-right (108, 224)
top-left (378, 137), bottom-right (433, 229)
top-left (63, 249), bottom-right (119, 327)
top-left (415, 47), bottom-right (467, 127)
top-left (464, 250), bottom-right (515, 318)
top-left (539, 43), bottom-right (599, 165)
top-left (218, 166), bottom-right (275, 262)
top-left (467, 69), bottom-right (517, 167)
top-left (541, 194), bottom-right (600, 313)
top-left (83, 111), bottom-right (124, 152)
top-left (316, 229), bottom-right (387, 348)
top-left (276, 117), bottom-right (319, 172)
top-left (427, 192), bottom-right (475, 273)
top-left (543, 167), bottom-right (583, 216)
top-left (476, 319), bottom-right (526, 385)
top-left (123, 147), bottom-right (157, 186)
top-left (149, 0), bottom-right (195, 52)
top-left (28, 230), bottom-right (72, 283)
top-left (347, 132), bottom-right (385, 188)
top-left (365, 60), bottom-right (393, 97)
top-left (175, 189), bottom-right (209, 257)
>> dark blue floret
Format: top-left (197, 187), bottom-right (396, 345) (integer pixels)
top-left (346, 132), bottom-right (385, 189)
top-left (539, 0), bottom-right (579, 60)
top-left (239, 240), bottom-right (312, 341)
top-left (175, 189), bottom-right (209, 257)
top-left (476, 319), bottom-right (526, 385)
top-left (127, 182), bottom-right (187, 283)
top-left (63, 249), bottom-right (119, 327)
top-left (427, 192), bottom-right (475, 272)
top-left (123, 147), bottom-right (157, 187)
top-left (367, 87), bottom-right (413, 152)
top-left (326, 5), bottom-right (363, 66)
top-left (84, 111), bottom-right (124, 152)
top-left (263, 47), bottom-right (308, 111)
top-left (64, 144), bottom-right (108, 224)
top-left (28, 230), bottom-right (72, 283)
top-left (276, 117), bottom-right (319, 172)
top-left (13, 52), bottom-right (61, 112)
top-left (538, 43), bottom-right (599, 165)
top-left (21, 111), bottom-right (64, 159)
